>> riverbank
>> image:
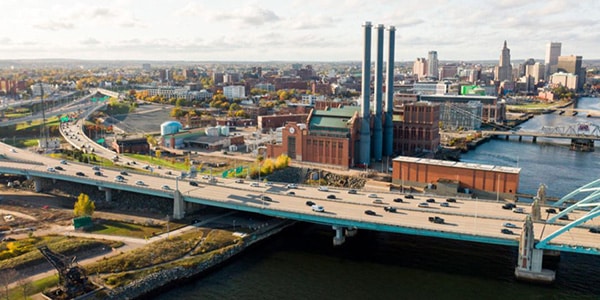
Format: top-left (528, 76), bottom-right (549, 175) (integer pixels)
top-left (105, 219), bottom-right (295, 300)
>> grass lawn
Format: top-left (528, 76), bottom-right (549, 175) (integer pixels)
top-left (7, 274), bottom-right (59, 299)
top-left (87, 219), bottom-right (188, 239)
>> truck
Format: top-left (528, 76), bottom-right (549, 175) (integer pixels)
top-left (428, 216), bottom-right (444, 224)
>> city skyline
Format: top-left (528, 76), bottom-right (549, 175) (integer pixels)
top-left (1, 0), bottom-right (599, 62)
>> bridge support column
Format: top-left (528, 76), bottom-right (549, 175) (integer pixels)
top-left (97, 187), bottom-right (112, 201)
top-left (532, 137), bottom-right (537, 143)
top-left (332, 226), bottom-right (346, 246)
top-left (518, 136), bottom-right (522, 142)
top-left (173, 191), bottom-right (185, 220)
top-left (32, 177), bottom-right (43, 192)
top-left (505, 135), bottom-right (509, 140)
top-left (514, 215), bottom-right (555, 283)
top-left (345, 226), bottom-right (358, 237)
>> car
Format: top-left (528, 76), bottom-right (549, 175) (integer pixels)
top-left (202, 175), bottom-right (210, 179)
top-left (120, 171), bottom-right (129, 176)
top-left (393, 198), bottom-right (403, 203)
top-left (286, 191), bottom-right (296, 196)
top-left (261, 195), bottom-right (272, 202)
top-left (312, 205), bottom-right (324, 212)
top-left (135, 180), bottom-right (145, 186)
top-left (92, 166), bottom-right (100, 171)
top-left (589, 227), bottom-right (600, 233)
top-left (418, 202), bottom-right (429, 208)
top-left (161, 185), bottom-right (171, 190)
top-left (512, 207), bottom-right (524, 214)
top-left (404, 194), bottom-right (415, 199)
top-left (545, 208), bottom-right (557, 214)
top-left (372, 199), bottom-right (383, 204)
top-left (265, 182), bottom-right (273, 186)
top-left (60, 160), bottom-right (68, 165)
top-left (501, 229), bottom-right (514, 235)
top-left (165, 171), bottom-right (172, 175)
top-left (47, 167), bottom-right (56, 172)
top-left (502, 203), bottom-right (517, 210)
top-left (10, 148), bottom-right (16, 153)
top-left (318, 186), bottom-right (329, 192)
top-left (368, 194), bottom-right (378, 198)
top-left (364, 210), bottom-right (376, 216)
top-left (440, 202), bottom-right (449, 207)
top-left (306, 201), bottom-right (315, 206)
top-left (348, 189), bottom-right (357, 194)
top-left (54, 166), bottom-right (64, 171)
top-left (429, 216), bottom-right (445, 224)
top-left (446, 198), bottom-right (457, 203)
top-left (189, 181), bottom-right (199, 187)
top-left (503, 222), bottom-right (517, 228)
top-left (286, 183), bottom-right (298, 189)
top-left (143, 165), bottom-right (151, 170)
top-left (115, 176), bottom-right (125, 182)
top-left (94, 171), bottom-right (103, 176)
top-left (384, 206), bottom-right (397, 213)
top-left (558, 214), bottom-right (569, 220)
top-left (250, 182), bottom-right (259, 187)
top-left (426, 198), bottom-right (435, 203)
top-left (235, 179), bottom-right (245, 184)
top-left (1, 237), bottom-right (15, 242)
top-left (76, 172), bottom-right (85, 176)
top-left (327, 194), bottom-right (336, 199)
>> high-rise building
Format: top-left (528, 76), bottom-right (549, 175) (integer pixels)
top-left (439, 64), bottom-right (458, 80)
top-left (494, 41), bottom-right (512, 82)
top-left (427, 51), bottom-right (438, 80)
top-left (544, 42), bottom-right (561, 79)
top-left (413, 58), bottom-right (427, 80)
top-left (525, 62), bottom-right (545, 84)
top-left (557, 55), bottom-right (584, 90)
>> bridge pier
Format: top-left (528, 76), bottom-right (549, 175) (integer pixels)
top-left (173, 190), bottom-right (185, 220)
top-left (515, 215), bottom-right (555, 283)
top-left (505, 135), bottom-right (509, 140)
top-left (32, 177), bottom-right (43, 192)
top-left (518, 136), bottom-right (522, 142)
top-left (532, 136), bottom-right (537, 143)
top-left (345, 226), bottom-right (358, 237)
top-left (332, 226), bottom-right (346, 246)
top-left (98, 187), bottom-right (112, 202)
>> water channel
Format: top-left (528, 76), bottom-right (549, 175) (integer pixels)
top-left (156, 97), bottom-right (600, 300)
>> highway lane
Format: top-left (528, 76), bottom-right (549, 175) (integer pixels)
top-left (2, 144), bottom-right (599, 251)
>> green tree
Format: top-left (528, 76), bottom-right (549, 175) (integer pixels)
top-left (73, 193), bottom-right (95, 217)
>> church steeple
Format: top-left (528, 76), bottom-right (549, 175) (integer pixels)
top-left (503, 40), bottom-right (507, 49)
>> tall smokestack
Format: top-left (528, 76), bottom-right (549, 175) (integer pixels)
top-left (372, 24), bottom-right (384, 162)
top-left (359, 21), bottom-right (372, 167)
top-left (383, 25), bottom-right (395, 157)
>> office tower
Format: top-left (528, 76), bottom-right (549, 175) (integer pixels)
top-left (495, 41), bottom-right (512, 82)
top-left (557, 55), bottom-right (584, 90)
top-left (413, 58), bottom-right (427, 80)
top-left (427, 51), bottom-right (438, 80)
top-left (545, 42), bottom-right (561, 79)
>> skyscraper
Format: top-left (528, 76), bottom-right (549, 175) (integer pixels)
top-left (413, 58), bottom-right (427, 80)
top-left (544, 42), bottom-right (561, 79)
top-left (427, 51), bottom-right (438, 80)
top-left (494, 41), bottom-right (512, 82)
top-left (557, 55), bottom-right (584, 90)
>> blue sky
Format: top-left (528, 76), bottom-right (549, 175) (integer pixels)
top-left (1, 0), bottom-right (598, 62)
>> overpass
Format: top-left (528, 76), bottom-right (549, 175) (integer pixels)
top-left (1, 143), bottom-right (600, 283)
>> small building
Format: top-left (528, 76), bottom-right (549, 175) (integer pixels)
top-left (391, 156), bottom-right (520, 199)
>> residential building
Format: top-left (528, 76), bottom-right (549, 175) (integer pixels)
top-left (223, 85), bottom-right (245, 100)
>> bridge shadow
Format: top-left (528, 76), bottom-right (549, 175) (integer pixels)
top-left (441, 222), bottom-right (458, 227)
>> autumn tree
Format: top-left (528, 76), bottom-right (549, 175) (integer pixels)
top-left (73, 193), bottom-right (95, 217)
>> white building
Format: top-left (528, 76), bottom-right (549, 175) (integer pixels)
top-left (412, 82), bottom-right (447, 95)
top-left (223, 85), bottom-right (245, 100)
top-left (550, 72), bottom-right (578, 90)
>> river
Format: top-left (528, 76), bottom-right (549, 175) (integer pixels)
top-left (155, 97), bottom-right (600, 300)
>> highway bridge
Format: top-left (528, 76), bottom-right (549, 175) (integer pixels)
top-left (1, 143), bottom-right (600, 283)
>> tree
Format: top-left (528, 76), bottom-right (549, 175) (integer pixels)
top-left (74, 193), bottom-right (95, 217)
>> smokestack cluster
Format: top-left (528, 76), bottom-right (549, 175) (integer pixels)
top-left (359, 22), bottom-right (396, 166)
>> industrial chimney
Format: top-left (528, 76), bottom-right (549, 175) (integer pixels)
top-left (359, 21), bottom-right (372, 166)
top-left (383, 25), bottom-right (395, 157)
top-left (372, 24), bottom-right (385, 162)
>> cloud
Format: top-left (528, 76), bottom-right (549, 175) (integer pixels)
top-left (81, 38), bottom-right (101, 45)
top-left (174, 2), bottom-right (206, 17)
top-left (33, 21), bottom-right (75, 31)
top-left (0, 37), bottom-right (11, 44)
top-left (215, 5), bottom-right (280, 26)
top-left (87, 7), bottom-right (116, 19)
top-left (289, 16), bottom-right (339, 30)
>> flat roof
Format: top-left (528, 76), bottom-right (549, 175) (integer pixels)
top-left (393, 156), bottom-right (520, 174)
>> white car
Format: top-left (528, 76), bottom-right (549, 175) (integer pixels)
top-left (250, 182), bottom-right (259, 187)
top-left (318, 186), bottom-right (329, 192)
top-left (47, 167), bottom-right (56, 172)
top-left (135, 180), bottom-right (145, 186)
top-left (311, 205), bottom-right (325, 212)
top-left (287, 183), bottom-right (298, 189)
top-left (503, 222), bottom-right (517, 228)
top-left (368, 194), bottom-right (378, 198)
top-left (161, 185), bottom-right (171, 190)
top-left (265, 182), bottom-right (273, 186)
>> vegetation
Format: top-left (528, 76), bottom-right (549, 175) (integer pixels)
top-left (0, 235), bottom-right (122, 271)
top-left (85, 219), bottom-right (180, 239)
top-left (73, 193), bottom-right (95, 217)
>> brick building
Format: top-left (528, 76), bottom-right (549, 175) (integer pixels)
top-left (393, 102), bottom-right (440, 155)
top-left (391, 156), bottom-right (520, 199)
top-left (257, 114), bottom-right (309, 133)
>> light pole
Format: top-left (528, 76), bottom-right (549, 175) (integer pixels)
top-left (165, 215), bottom-right (170, 240)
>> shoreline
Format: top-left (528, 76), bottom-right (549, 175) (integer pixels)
top-left (105, 219), bottom-right (295, 300)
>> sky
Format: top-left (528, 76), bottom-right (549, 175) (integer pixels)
top-left (1, 0), bottom-right (598, 62)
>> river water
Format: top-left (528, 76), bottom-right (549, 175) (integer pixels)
top-left (156, 97), bottom-right (600, 300)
